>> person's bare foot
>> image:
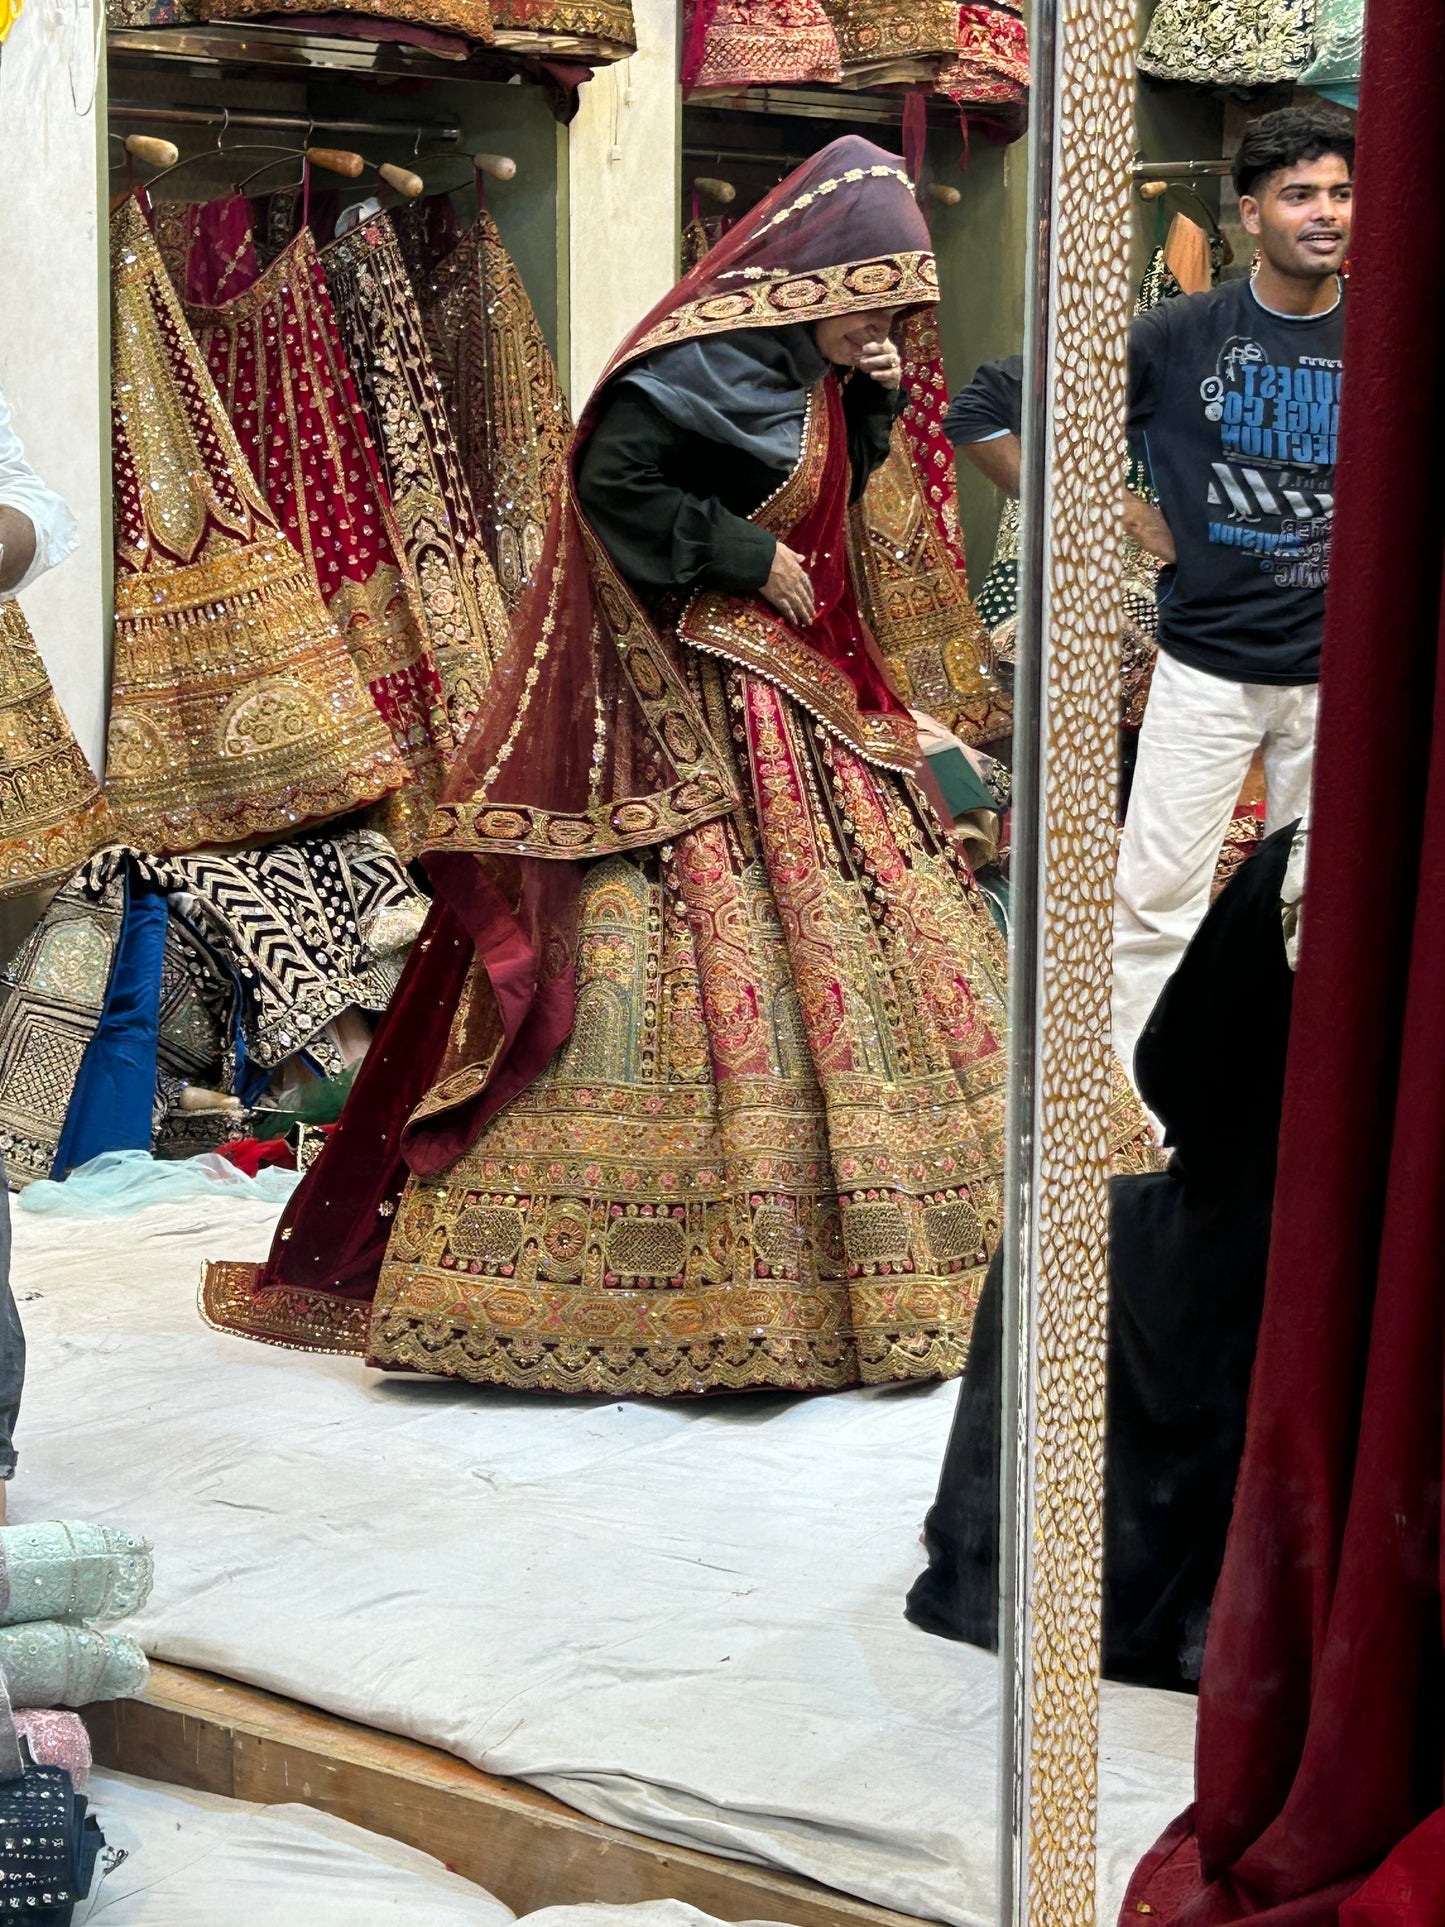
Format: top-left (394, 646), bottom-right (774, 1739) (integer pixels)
top-left (0, 1481), bottom-right (9, 1524)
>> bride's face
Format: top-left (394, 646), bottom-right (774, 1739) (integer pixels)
top-left (811, 308), bottom-right (900, 367)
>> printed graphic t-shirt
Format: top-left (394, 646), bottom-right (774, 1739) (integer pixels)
top-left (1129, 276), bottom-right (1344, 684)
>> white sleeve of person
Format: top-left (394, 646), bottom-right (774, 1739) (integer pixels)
top-left (0, 381), bottom-right (79, 599)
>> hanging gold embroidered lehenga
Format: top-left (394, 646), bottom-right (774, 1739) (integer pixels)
top-left (395, 200), bottom-right (573, 614)
top-left (105, 199), bottom-right (403, 857)
top-left (0, 603), bottom-right (111, 899)
top-left (851, 309), bottom-right (1012, 746)
top-left (203, 139), bottom-right (1153, 1397)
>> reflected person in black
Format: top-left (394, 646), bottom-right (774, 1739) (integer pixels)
top-left (905, 819), bottom-right (1302, 1691)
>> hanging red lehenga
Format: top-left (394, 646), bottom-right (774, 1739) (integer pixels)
top-left (202, 139), bottom-right (1154, 1397)
top-left (181, 197), bottom-right (457, 856)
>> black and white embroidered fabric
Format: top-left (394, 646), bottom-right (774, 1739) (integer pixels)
top-left (83, 831), bottom-right (428, 1074)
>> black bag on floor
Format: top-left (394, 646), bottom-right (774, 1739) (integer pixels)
top-left (0, 1666), bottom-right (105, 1924)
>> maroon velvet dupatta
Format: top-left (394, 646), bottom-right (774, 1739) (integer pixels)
top-left (1122, 2), bottom-right (1445, 1919)
top-left (202, 137), bottom-right (941, 1347)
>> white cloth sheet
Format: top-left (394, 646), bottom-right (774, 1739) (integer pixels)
top-left (78, 1769), bottom-right (517, 1923)
top-left (12, 1199), bottom-right (1196, 1927)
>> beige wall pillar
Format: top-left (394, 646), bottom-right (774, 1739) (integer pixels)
top-left (566, 0), bottom-right (679, 410)
top-left (0, 0), bottom-right (110, 777)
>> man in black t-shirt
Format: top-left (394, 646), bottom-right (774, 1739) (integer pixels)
top-left (946, 105), bottom-right (1354, 1092)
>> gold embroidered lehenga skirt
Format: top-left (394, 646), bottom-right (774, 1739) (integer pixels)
top-left (395, 202), bottom-right (573, 614)
top-left (106, 199), bottom-right (404, 857)
top-left (0, 602), bottom-right (111, 899)
top-left (365, 660), bottom-right (1012, 1394)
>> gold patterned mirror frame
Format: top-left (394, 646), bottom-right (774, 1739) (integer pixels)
top-left (998, 0), bottom-right (1135, 1918)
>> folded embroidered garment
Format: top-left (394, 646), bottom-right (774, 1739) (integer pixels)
top-left (0, 1522), bottom-right (154, 1629)
top-left (0, 1622), bottom-right (149, 1708)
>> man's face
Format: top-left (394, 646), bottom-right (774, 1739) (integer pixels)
top-left (1240, 153), bottom-right (1353, 280)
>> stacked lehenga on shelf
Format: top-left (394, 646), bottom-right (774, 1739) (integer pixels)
top-left (489, 0), bottom-right (638, 55)
top-left (105, 198), bottom-right (404, 858)
top-left (681, 0), bottom-right (843, 92)
top-left (395, 197), bottom-right (572, 613)
top-left (817, 0), bottom-right (959, 85)
top-left (1138, 0), bottom-right (1315, 84)
top-left (937, 0), bottom-right (1029, 130)
top-left (0, 603), bottom-right (112, 900)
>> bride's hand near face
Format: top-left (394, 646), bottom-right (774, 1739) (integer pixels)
top-left (856, 340), bottom-right (902, 389)
top-left (762, 540), bottom-right (816, 627)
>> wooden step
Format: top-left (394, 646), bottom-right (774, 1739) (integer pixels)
top-left (85, 1663), bottom-right (938, 1927)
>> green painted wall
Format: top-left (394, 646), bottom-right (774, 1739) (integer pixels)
top-left (310, 76), bottom-right (567, 364)
top-left (922, 73), bottom-right (1223, 597)
top-left (925, 130), bottom-right (1029, 594)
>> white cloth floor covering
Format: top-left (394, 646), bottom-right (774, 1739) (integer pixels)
top-left (12, 1198), bottom-right (1196, 1927)
top-left (78, 1769), bottom-right (517, 1923)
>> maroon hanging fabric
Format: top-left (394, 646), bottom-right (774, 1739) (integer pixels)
top-left (1122, 3), bottom-right (1445, 1921)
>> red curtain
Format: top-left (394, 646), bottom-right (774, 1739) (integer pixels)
top-left (1122, 3), bottom-right (1445, 1920)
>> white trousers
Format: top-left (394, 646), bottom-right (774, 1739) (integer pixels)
top-left (1111, 649), bottom-right (1317, 1087)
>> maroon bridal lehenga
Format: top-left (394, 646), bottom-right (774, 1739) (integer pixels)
top-left (203, 138), bottom-right (1155, 1397)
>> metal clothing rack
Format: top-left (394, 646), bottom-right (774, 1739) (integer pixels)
top-left (108, 102), bottom-right (464, 146)
top-left (1131, 157), bottom-right (1231, 179)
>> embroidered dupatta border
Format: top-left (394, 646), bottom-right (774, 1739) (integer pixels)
top-left (626, 251), bottom-right (938, 362)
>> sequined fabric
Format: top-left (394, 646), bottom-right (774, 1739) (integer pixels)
top-left (184, 214), bottom-right (457, 857)
top-left (0, 602), bottom-right (111, 902)
top-left (1138, 0), bottom-right (1316, 84)
top-left (322, 214), bottom-right (510, 736)
top-left (1299, 0), bottom-right (1362, 101)
top-left (399, 206), bottom-right (572, 615)
top-left (0, 1521), bottom-right (154, 1627)
top-left (0, 1622), bottom-right (148, 1707)
top-left (106, 0), bottom-right (199, 23)
top-left (107, 200), bottom-right (404, 857)
top-left (0, 873), bottom-right (122, 1189)
top-left (490, 0), bottom-right (636, 46)
top-left (817, 0), bottom-right (958, 83)
top-left (10, 1712), bottom-right (91, 1791)
top-left (685, 0), bottom-right (842, 89)
top-left (196, 0), bottom-right (496, 40)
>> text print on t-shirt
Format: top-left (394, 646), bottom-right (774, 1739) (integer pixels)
top-left (1198, 334), bottom-right (1342, 591)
